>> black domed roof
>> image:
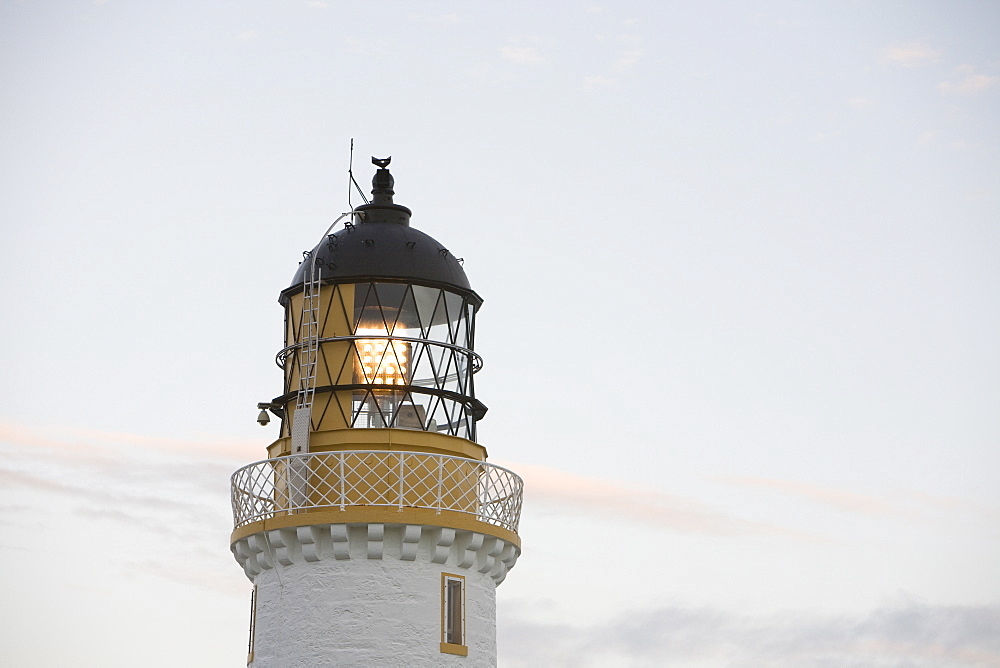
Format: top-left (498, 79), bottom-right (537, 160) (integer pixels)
top-left (279, 163), bottom-right (479, 305)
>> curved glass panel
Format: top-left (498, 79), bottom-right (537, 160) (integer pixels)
top-left (348, 282), bottom-right (479, 440)
top-left (278, 281), bottom-right (482, 441)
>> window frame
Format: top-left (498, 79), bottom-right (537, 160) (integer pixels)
top-left (440, 572), bottom-right (467, 656)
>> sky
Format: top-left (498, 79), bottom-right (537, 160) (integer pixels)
top-left (1, 1), bottom-right (998, 666)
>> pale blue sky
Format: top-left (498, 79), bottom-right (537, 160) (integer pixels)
top-left (1, 1), bottom-right (998, 666)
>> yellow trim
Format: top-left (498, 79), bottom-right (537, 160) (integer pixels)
top-left (440, 643), bottom-right (468, 657)
top-left (266, 429), bottom-right (487, 461)
top-left (230, 507), bottom-right (520, 549)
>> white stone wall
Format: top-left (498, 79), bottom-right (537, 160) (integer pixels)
top-left (234, 523), bottom-right (519, 667)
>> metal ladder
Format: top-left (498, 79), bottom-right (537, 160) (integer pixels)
top-left (291, 260), bottom-right (321, 456)
top-left (288, 211), bottom-right (356, 459)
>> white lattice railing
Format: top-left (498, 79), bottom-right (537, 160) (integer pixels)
top-left (231, 451), bottom-right (523, 534)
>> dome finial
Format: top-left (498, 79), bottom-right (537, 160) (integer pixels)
top-left (370, 156), bottom-right (394, 204)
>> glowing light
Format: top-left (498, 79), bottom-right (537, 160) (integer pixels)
top-left (356, 326), bottom-right (411, 386)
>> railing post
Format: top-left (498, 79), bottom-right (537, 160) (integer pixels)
top-left (398, 453), bottom-right (405, 511)
top-left (280, 459), bottom-right (289, 512)
top-left (436, 456), bottom-right (443, 514)
top-left (339, 452), bottom-right (345, 511)
top-left (476, 463), bottom-right (485, 521)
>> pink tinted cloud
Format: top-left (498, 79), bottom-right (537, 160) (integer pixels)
top-left (938, 72), bottom-right (999, 94)
top-left (904, 490), bottom-right (1000, 525)
top-left (880, 42), bottom-right (941, 67)
top-left (712, 475), bottom-right (891, 515)
top-left (714, 476), bottom-right (1000, 528)
top-left (496, 460), bottom-right (814, 540)
top-left (0, 419), bottom-right (256, 462)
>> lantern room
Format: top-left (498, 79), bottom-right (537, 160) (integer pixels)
top-left (264, 159), bottom-right (488, 453)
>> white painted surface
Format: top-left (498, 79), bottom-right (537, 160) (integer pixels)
top-left (237, 523), bottom-right (516, 667)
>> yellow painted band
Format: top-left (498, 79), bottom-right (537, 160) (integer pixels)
top-left (230, 506), bottom-right (520, 549)
top-left (266, 428), bottom-right (488, 461)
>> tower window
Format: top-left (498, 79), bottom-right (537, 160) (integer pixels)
top-left (440, 573), bottom-right (467, 656)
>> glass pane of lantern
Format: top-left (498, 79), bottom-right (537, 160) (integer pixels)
top-left (411, 285), bottom-right (443, 338)
top-left (339, 281), bottom-right (478, 440)
top-left (465, 303), bottom-right (476, 348)
top-left (427, 290), bottom-right (451, 344)
top-left (443, 291), bottom-right (465, 346)
top-left (392, 285), bottom-right (421, 339)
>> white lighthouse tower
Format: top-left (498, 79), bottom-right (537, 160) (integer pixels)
top-left (229, 158), bottom-right (523, 666)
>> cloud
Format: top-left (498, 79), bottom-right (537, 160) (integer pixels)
top-left (499, 461), bottom-right (813, 540)
top-left (500, 45), bottom-right (546, 66)
top-left (127, 559), bottom-right (248, 596)
top-left (407, 11), bottom-right (461, 26)
top-left (344, 36), bottom-right (390, 56)
top-left (76, 505), bottom-right (182, 533)
top-left (0, 467), bottom-right (87, 497)
top-left (0, 419), bottom-right (255, 463)
top-left (881, 42), bottom-right (941, 67)
top-left (0, 463), bottom-right (213, 518)
top-left (0, 420), bottom-right (245, 538)
top-left (714, 475), bottom-right (1000, 527)
top-left (904, 490), bottom-right (1000, 525)
top-left (848, 96), bottom-right (874, 110)
top-left (585, 32), bottom-right (643, 90)
top-left (236, 30), bottom-right (258, 42)
top-left (0, 421), bottom-right (248, 608)
top-left (499, 600), bottom-right (1000, 667)
top-left (938, 70), bottom-right (999, 94)
top-left (305, 1), bottom-right (328, 7)
top-left (714, 475), bottom-right (891, 515)
top-left (918, 130), bottom-right (939, 145)
top-left (808, 131), bottom-right (839, 143)
top-left (612, 48), bottom-right (643, 73)
top-left (597, 32), bottom-right (643, 47)
top-left (582, 75), bottom-right (617, 92)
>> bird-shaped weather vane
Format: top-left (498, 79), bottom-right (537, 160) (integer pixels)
top-left (372, 156), bottom-right (391, 169)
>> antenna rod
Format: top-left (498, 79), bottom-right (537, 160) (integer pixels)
top-left (348, 138), bottom-right (369, 207)
top-left (348, 138), bottom-right (354, 210)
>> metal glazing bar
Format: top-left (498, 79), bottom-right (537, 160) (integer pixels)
top-left (276, 335), bottom-right (483, 371)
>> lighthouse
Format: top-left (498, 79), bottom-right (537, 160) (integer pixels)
top-left (229, 158), bottom-right (523, 666)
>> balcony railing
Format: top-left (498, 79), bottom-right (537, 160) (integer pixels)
top-left (231, 451), bottom-right (523, 534)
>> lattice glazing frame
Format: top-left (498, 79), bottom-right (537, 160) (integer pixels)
top-left (276, 281), bottom-right (484, 441)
